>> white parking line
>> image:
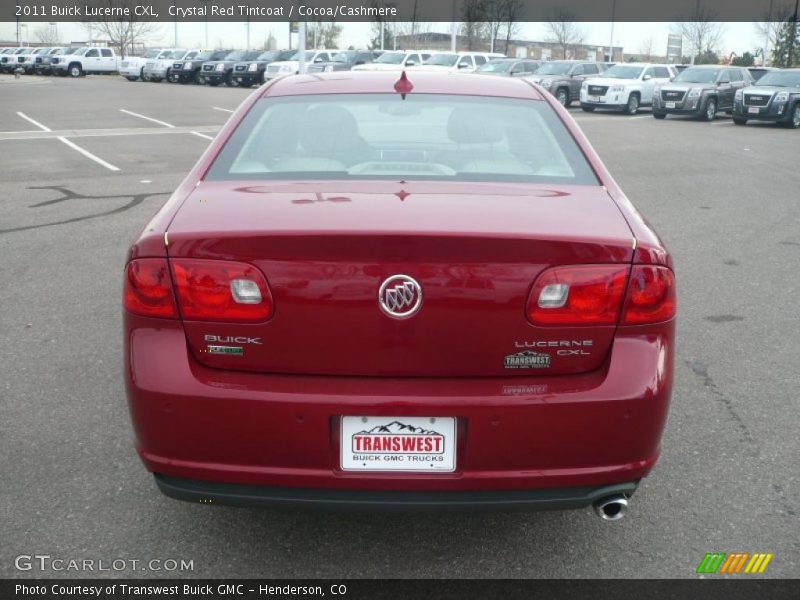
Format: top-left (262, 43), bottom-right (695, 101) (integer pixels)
top-left (191, 131), bottom-right (215, 140)
top-left (17, 112), bottom-right (51, 132)
top-left (212, 106), bottom-right (234, 113)
top-left (57, 136), bottom-right (120, 172)
top-left (119, 109), bottom-right (176, 128)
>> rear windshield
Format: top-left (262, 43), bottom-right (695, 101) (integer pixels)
top-left (602, 65), bottom-right (643, 79)
top-left (426, 54), bottom-right (458, 66)
top-left (205, 94), bottom-right (597, 185)
top-left (755, 70), bottom-right (800, 87)
top-left (478, 60), bottom-right (513, 72)
top-left (375, 52), bottom-right (405, 64)
top-left (674, 68), bottom-right (720, 83)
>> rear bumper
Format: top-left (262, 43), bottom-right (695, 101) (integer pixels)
top-left (126, 317), bottom-right (673, 499)
top-left (155, 474), bottom-right (638, 510)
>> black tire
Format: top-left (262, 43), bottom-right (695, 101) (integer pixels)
top-left (239, 81), bottom-right (253, 88)
top-left (581, 105), bottom-right (595, 112)
top-left (733, 117), bottom-right (747, 126)
top-left (207, 81), bottom-right (219, 87)
top-left (555, 88), bottom-right (569, 107)
top-left (225, 71), bottom-right (238, 87)
top-left (68, 63), bottom-right (82, 78)
top-left (701, 97), bottom-right (717, 121)
top-left (653, 111), bottom-right (667, 120)
top-left (786, 103), bottom-right (800, 129)
top-left (125, 76), bottom-right (138, 82)
top-left (624, 93), bottom-right (640, 115)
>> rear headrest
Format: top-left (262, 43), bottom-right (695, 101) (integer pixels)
top-left (447, 107), bottom-right (505, 144)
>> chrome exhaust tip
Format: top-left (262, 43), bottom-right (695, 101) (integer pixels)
top-left (593, 495), bottom-right (628, 521)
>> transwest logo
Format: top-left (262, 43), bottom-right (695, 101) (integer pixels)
top-left (696, 552), bottom-right (773, 574)
top-left (352, 421), bottom-right (444, 454)
top-left (503, 350), bottom-right (551, 369)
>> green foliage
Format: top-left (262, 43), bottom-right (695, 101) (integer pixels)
top-left (771, 18), bottom-right (800, 67)
top-left (731, 52), bottom-right (755, 66)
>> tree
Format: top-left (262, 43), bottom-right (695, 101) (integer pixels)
top-left (754, 2), bottom-right (793, 62)
top-left (544, 8), bottom-right (586, 59)
top-left (461, 0), bottom-right (489, 51)
top-left (673, 1), bottom-right (725, 63)
top-left (501, 0), bottom-right (524, 55)
top-left (35, 25), bottom-right (61, 45)
top-left (83, 0), bottom-right (160, 58)
top-left (638, 36), bottom-right (655, 61)
top-left (305, 23), bottom-right (342, 49)
top-left (483, 0), bottom-right (523, 53)
top-left (694, 50), bottom-right (720, 64)
top-left (771, 16), bottom-right (800, 67)
top-left (368, 21), bottom-right (394, 50)
top-left (731, 51), bottom-right (756, 66)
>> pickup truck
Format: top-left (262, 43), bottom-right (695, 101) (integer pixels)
top-left (51, 47), bottom-right (118, 77)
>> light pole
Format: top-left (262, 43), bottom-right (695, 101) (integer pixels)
top-left (298, 22), bottom-right (306, 74)
top-left (450, 0), bottom-right (457, 52)
top-left (20, 24), bottom-right (28, 45)
top-left (607, 0), bottom-right (616, 62)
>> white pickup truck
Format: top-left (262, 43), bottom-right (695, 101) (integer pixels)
top-left (51, 47), bottom-right (118, 77)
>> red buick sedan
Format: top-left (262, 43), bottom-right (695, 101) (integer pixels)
top-left (123, 71), bottom-right (675, 519)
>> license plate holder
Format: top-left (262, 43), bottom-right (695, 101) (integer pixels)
top-left (665, 101), bottom-right (676, 109)
top-left (748, 106), bottom-right (760, 114)
top-left (340, 416), bottom-right (456, 472)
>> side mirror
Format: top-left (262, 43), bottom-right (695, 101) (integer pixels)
top-left (314, 57), bottom-right (324, 63)
top-left (405, 59), bottom-right (416, 67)
top-left (458, 62), bottom-right (470, 69)
top-left (643, 74), bottom-right (652, 81)
top-left (355, 60), bottom-right (365, 65)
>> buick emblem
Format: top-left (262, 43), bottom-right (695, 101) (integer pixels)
top-left (378, 274), bottom-right (423, 319)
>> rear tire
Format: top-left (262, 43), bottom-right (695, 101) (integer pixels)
top-left (225, 71), bottom-right (238, 87)
top-left (653, 111), bottom-right (666, 119)
top-left (125, 76), bottom-right (138, 82)
top-left (623, 93), bottom-right (640, 115)
top-left (701, 97), bottom-right (717, 121)
top-left (733, 117), bottom-right (747, 126)
top-left (581, 105), bottom-right (595, 112)
top-left (207, 81), bottom-right (219, 87)
top-left (555, 88), bottom-right (569, 107)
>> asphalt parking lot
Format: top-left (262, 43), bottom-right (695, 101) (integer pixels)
top-left (1, 73), bottom-right (798, 579)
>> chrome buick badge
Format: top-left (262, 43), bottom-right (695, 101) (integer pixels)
top-left (378, 274), bottom-right (422, 319)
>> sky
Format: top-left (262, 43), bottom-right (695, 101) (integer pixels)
top-left (0, 21), bottom-right (767, 57)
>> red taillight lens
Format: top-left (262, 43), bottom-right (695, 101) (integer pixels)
top-left (170, 259), bottom-right (273, 323)
top-left (123, 259), bottom-right (178, 319)
top-left (527, 265), bottom-right (629, 326)
top-left (622, 265), bottom-right (676, 325)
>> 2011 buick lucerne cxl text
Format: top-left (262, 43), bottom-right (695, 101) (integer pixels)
top-left (123, 71), bottom-right (676, 520)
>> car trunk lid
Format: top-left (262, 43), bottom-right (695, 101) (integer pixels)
top-left (166, 180), bottom-right (633, 376)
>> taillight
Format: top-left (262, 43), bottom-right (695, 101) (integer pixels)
top-left (170, 259), bottom-right (273, 323)
top-left (621, 265), bottom-right (676, 325)
top-left (123, 259), bottom-right (178, 319)
top-left (527, 265), bottom-right (629, 326)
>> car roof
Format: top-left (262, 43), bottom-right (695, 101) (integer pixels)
top-left (261, 71), bottom-right (545, 100)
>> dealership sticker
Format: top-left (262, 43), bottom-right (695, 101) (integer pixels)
top-left (504, 350), bottom-right (551, 369)
top-left (340, 417), bottom-right (456, 472)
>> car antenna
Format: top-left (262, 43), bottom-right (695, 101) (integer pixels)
top-left (394, 71), bottom-right (413, 100)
